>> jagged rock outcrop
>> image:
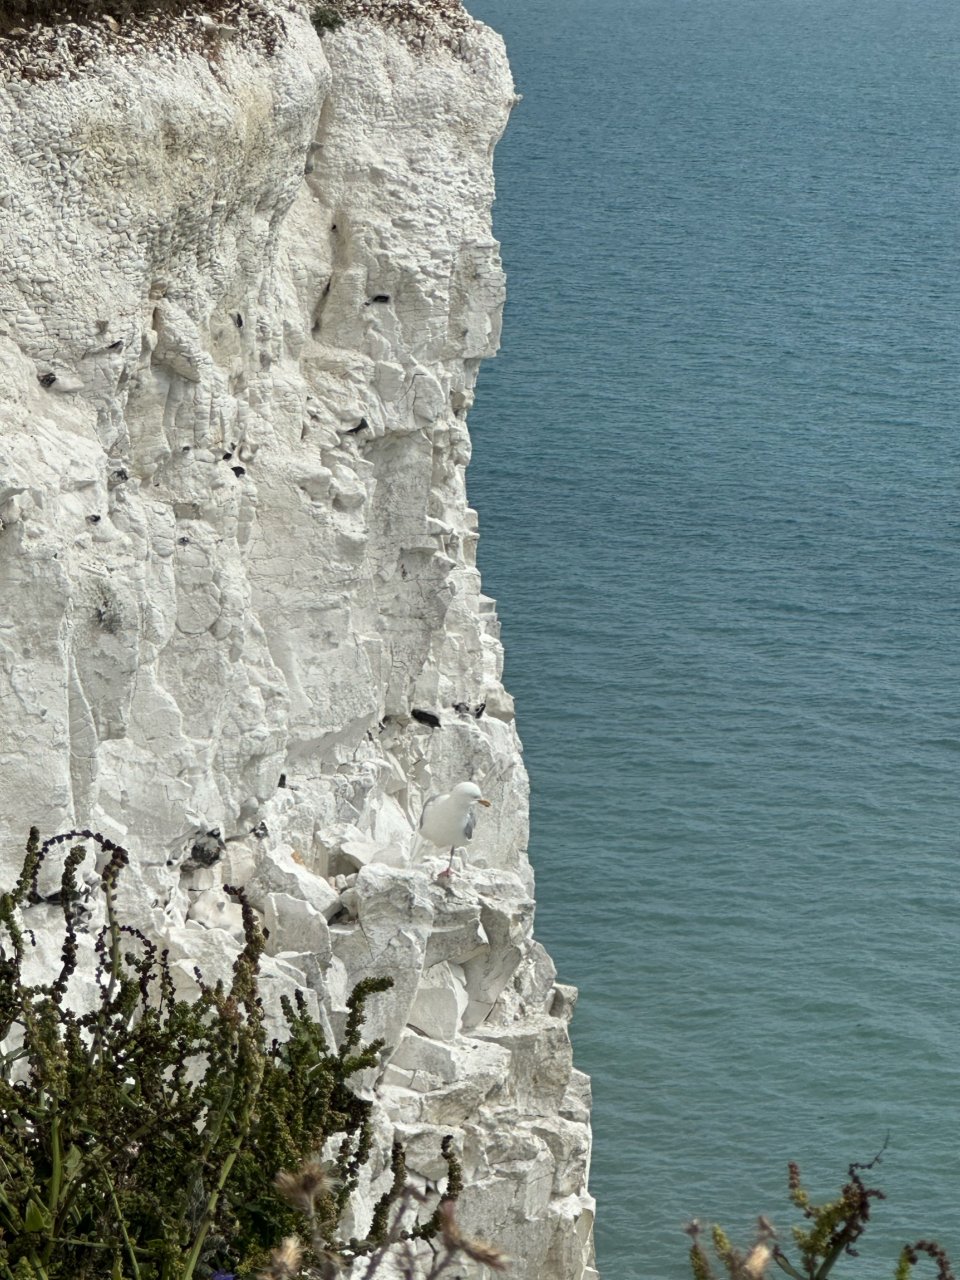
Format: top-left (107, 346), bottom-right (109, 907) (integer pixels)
top-left (0, 3), bottom-right (597, 1275)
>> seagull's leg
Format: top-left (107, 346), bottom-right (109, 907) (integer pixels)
top-left (437, 846), bottom-right (456, 880)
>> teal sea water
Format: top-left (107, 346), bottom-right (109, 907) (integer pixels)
top-left (464, 1), bottom-right (960, 1276)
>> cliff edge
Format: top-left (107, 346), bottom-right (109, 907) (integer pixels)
top-left (0, 3), bottom-right (597, 1275)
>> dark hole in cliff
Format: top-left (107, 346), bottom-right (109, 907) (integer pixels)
top-left (367, 294), bottom-right (390, 305)
top-left (187, 829), bottom-right (224, 868)
top-left (37, 372), bottom-right (56, 388)
top-left (96, 600), bottom-right (122, 633)
top-left (312, 280), bottom-right (333, 338)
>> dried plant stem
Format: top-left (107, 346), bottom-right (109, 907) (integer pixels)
top-left (360, 1187), bottom-right (421, 1279)
top-left (424, 1250), bottom-right (465, 1280)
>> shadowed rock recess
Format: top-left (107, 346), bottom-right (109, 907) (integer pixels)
top-left (0, 1), bottom-right (598, 1276)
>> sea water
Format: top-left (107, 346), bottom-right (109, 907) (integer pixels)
top-left (464, 1), bottom-right (960, 1277)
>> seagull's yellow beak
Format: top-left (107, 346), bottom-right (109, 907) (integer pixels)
top-left (478, 798), bottom-right (491, 807)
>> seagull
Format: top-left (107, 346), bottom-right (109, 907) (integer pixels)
top-left (417, 781), bottom-right (491, 877)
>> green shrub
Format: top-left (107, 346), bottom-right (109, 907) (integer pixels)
top-left (0, 1), bottom-right (226, 30)
top-left (309, 6), bottom-right (344, 35)
top-left (0, 827), bottom-right (427, 1279)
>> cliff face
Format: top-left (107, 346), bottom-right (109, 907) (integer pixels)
top-left (0, 4), bottom-right (597, 1275)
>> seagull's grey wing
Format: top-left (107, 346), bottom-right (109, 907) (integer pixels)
top-left (463, 807), bottom-right (477, 840)
top-left (418, 795), bottom-right (439, 831)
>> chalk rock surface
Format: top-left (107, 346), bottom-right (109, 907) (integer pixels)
top-left (0, 3), bottom-right (596, 1276)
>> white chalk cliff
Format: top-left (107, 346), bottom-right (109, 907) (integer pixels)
top-left (0, 2), bottom-right (597, 1275)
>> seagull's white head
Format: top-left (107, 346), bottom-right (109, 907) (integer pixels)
top-left (450, 781), bottom-right (491, 808)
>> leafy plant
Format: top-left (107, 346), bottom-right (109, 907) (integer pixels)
top-left (0, 826), bottom-right (406, 1279)
top-left (309, 6), bottom-right (344, 35)
top-left (687, 1150), bottom-right (955, 1280)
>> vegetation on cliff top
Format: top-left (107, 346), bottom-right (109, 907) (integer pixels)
top-left (0, 0), bottom-right (473, 70)
top-left (0, 0), bottom-right (287, 77)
